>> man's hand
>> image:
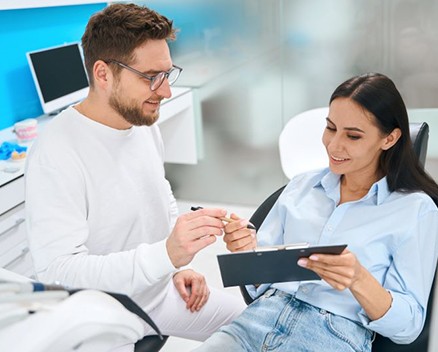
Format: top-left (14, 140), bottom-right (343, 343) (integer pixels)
top-left (223, 213), bottom-right (257, 252)
top-left (166, 208), bottom-right (227, 268)
top-left (173, 269), bottom-right (210, 312)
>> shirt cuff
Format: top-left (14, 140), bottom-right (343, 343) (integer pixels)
top-left (177, 263), bottom-right (192, 272)
top-left (246, 283), bottom-right (271, 300)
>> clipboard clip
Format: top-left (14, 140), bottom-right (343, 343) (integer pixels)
top-left (255, 242), bottom-right (310, 252)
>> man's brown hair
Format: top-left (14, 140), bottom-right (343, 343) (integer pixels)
top-left (81, 3), bottom-right (176, 86)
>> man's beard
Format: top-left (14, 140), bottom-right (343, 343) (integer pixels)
top-left (109, 91), bottom-right (160, 127)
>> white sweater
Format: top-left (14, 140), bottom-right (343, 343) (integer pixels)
top-left (25, 106), bottom-right (178, 310)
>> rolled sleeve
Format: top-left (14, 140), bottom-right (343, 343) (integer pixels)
top-left (358, 290), bottom-right (424, 343)
top-left (357, 207), bottom-right (438, 343)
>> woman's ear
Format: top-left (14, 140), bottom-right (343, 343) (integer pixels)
top-left (382, 128), bottom-right (402, 150)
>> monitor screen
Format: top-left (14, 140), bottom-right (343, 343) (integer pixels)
top-left (27, 43), bottom-right (89, 114)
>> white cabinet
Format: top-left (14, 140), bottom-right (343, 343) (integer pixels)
top-left (159, 88), bottom-right (198, 164)
top-left (0, 176), bottom-right (25, 216)
top-left (0, 202), bottom-right (34, 278)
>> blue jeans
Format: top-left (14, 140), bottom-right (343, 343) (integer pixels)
top-left (193, 288), bottom-right (373, 352)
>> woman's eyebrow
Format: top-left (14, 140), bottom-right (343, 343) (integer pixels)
top-left (326, 117), bottom-right (365, 133)
top-left (344, 127), bottom-right (365, 133)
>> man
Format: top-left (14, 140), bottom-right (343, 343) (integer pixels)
top-left (25, 3), bottom-right (245, 345)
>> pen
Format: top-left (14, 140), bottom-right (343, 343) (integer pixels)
top-left (191, 206), bottom-right (256, 230)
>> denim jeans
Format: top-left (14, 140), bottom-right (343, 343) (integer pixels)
top-left (193, 288), bottom-right (373, 352)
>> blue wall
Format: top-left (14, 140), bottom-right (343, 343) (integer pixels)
top-left (0, 4), bottom-right (107, 130)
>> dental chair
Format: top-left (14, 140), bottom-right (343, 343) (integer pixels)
top-left (0, 267), bottom-right (166, 352)
top-left (0, 268), bottom-right (165, 352)
top-left (134, 335), bottom-right (168, 352)
top-left (240, 107), bottom-right (434, 351)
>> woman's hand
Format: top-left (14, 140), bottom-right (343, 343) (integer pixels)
top-left (223, 213), bottom-right (257, 252)
top-left (297, 248), bottom-right (392, 320)
top-left (297, 248), bottom-right (364, 290)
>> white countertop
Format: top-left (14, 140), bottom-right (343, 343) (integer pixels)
top-left (0, 139), bottom-right (28, 188)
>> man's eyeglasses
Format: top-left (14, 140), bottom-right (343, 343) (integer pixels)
top-left (104, 59), bottom-right (182, 91)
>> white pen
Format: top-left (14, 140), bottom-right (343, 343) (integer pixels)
top-left (191, 206), bottom-right (257, 230)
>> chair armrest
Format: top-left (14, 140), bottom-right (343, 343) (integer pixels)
top-left (240, 285), bottom-right (255, 306)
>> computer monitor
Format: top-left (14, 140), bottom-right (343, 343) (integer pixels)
top-left (27, 43), bottom-right (89, 115)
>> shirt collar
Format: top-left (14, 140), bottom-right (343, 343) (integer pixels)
top-left (314, 168), bottom-right (391, 205)
top-left (373, 177), bottom-right (390, 205)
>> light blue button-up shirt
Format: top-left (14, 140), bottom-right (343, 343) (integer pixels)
top-left (248, 168), bottom-right (438, 343)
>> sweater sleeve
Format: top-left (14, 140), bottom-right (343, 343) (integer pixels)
top-left (166, 178), bottom-right (179, 230)
top-left (25, 150), bottom-right (176, 309)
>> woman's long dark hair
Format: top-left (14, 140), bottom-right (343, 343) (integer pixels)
top-left (330, 72), bottom-right (438, 205)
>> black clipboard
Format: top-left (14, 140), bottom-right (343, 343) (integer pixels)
top-left (217, 244), bottom-right (347, 287)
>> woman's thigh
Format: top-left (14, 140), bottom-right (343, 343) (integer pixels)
top-left (193, 288), bottom-right (288, 351)
top-left (194, 289), bottom-right (372, 352)
top-left (269, 305), bottom-right (373, 352)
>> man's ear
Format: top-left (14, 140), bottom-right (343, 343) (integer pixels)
top-left (382, 128), bottom-right (402, 150)
top-left (93, 60), bottom-right (112, 88)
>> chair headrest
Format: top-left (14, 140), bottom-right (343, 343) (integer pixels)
top-left (279, 109), bottom-right (430, 179)
top-left (409, 122), bottom-right (429, 167)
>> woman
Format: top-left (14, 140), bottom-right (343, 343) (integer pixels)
top-left (194, 73), bottom-right (438, 351)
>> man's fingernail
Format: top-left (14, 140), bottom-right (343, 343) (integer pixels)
top-left (240, 219), bottom-right (248, 227)
top-left (309, 255), bottom-right (319, 261)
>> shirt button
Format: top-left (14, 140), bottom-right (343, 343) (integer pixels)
top-left (327, 225), bottom-right (333, 231)
top-left (300, 287), bottom-right (308, 293)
